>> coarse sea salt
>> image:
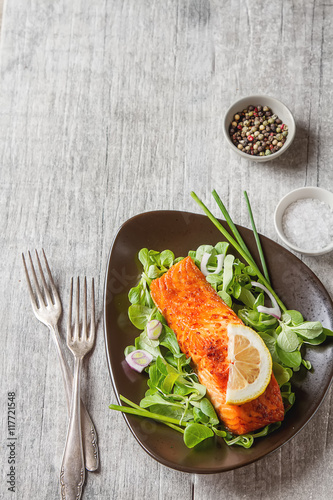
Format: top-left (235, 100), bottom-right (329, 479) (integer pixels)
top-left (282, 198), bottom-right (333, 251)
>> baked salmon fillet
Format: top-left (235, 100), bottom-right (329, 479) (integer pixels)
top-left (150, 256), bottom-right (284, 435)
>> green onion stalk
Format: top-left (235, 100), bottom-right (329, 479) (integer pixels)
top-left (191, 191), bottom-right (286, 313)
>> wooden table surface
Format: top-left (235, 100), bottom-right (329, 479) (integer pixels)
top-left (1, 1), bottom-right (333, 499)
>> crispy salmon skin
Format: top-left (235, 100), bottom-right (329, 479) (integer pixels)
top-left (150, 256), bottom-right (284, 435)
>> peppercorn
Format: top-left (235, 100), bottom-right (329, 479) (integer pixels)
top-left (228, 104), bottom-right (288, 156)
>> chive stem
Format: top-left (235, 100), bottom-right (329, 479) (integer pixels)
top-left (243, 190), bottom-right (271, 284)
top-left (164, 422), bottom-right (185, 434)
top-left (191, 191), bottom-right (286, 312)
top-left (119, 395), bottom-right (184, 433)
top-left (120, 394), bottom-right (142, 410)
top-left (110, 399), bottom-right (187, 427)
top-left (212, 189), bottom-right (252, 260)
top-left (191, 191), bottom-right (249, 258)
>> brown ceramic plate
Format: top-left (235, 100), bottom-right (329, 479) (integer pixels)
top-left (103, 210), bottom-right (333, 473)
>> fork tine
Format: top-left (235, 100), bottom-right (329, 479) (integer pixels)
top-left (42, 248), bottom-right (61, 303)
top-left (67, 277), bottom-right (73, 343)
top-left (90, 278), bottom-right (95, 342)
top-left (82, 277), bottom-right (87, 339)
top-left (27, 250), bottom-right (45, 307)
top-left (22, 253), bottom-right (38, 311)
top-left (35, 250), bottom-right (53, 306)
top-left (74, 277), bottom-right (80, 341)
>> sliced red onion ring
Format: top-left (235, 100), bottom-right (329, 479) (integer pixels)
top-left (147, 319), bottom-right (162, 340)
top-left (251, 281), bottom-right (281, 319)
top-left (201, 252), bottom-right (224, 277)
top-left (125, 350), bottom-right (153, 372)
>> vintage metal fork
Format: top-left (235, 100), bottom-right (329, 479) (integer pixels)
top-left (60, 277), bottom-right (96, 500)
top-left (22, 250), bottom-right (99, 472)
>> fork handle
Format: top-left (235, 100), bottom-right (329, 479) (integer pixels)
top-left (51, 325), bottom-right (99, 472)
top-left (60, 357), bottom-right (85, 500)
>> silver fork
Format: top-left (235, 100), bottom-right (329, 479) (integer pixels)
top-left (22, 250), bottom-right (99, 472)
top-left (60, 277), bottom-right (96, 500)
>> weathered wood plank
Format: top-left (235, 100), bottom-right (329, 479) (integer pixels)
top-left (0, 0), bottom-right (332, 498)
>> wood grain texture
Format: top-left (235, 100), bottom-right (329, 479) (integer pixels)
top-left (0, 0), bottom-right (333, 498)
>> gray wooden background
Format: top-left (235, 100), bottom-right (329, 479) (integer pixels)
top-left (1, 0), bottom-right (333, 499)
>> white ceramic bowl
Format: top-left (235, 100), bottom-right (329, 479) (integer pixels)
top-left (274, 187), bottom-right (333, 256)
top-left (223, 95), bottom-right (296, 162)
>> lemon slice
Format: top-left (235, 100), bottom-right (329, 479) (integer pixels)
top-left (226, 324), bottom-right (272, 405)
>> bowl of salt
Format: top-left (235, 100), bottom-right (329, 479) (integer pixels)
top-left (274, 186), bottom-right (333, 256)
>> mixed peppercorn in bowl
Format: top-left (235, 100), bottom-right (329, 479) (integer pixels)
top-left (223, 95), bottom-right (296, 162)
